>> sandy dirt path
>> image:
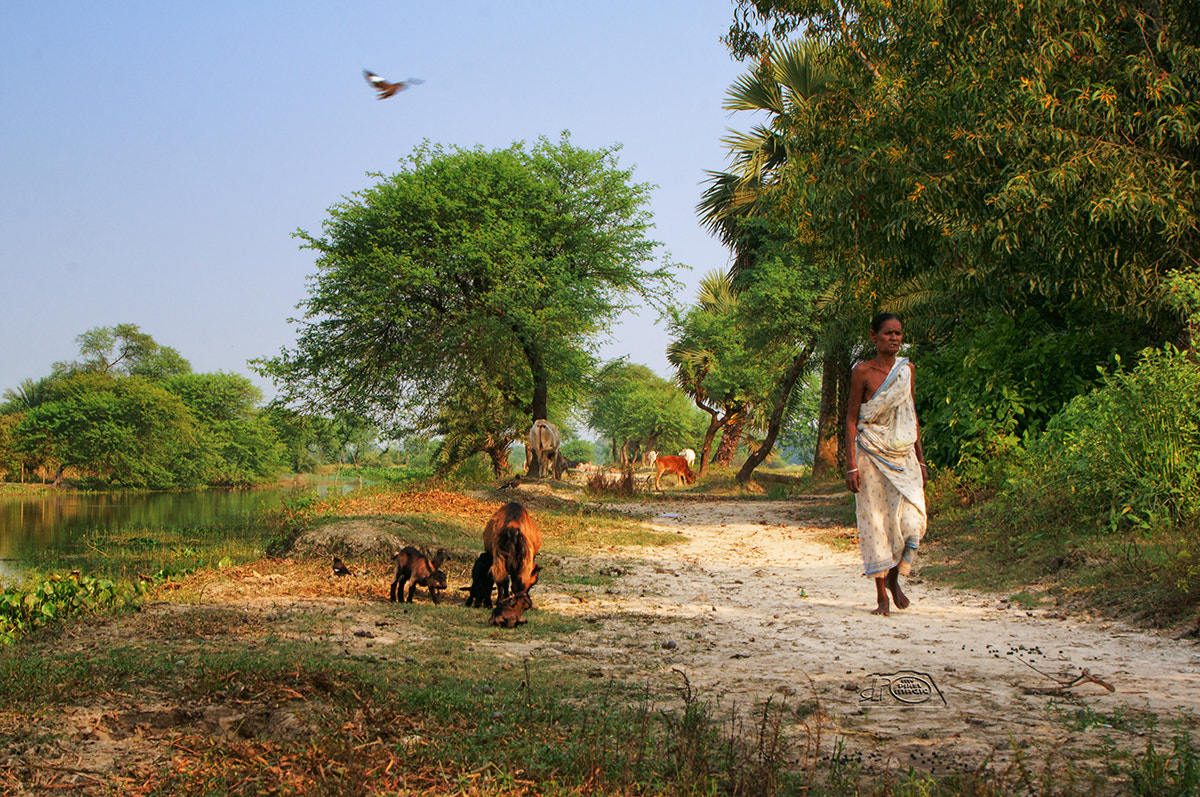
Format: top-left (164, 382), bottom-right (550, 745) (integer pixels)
top-left (501, 496), bottom-right (1200, 779)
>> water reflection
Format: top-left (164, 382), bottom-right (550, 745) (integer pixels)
top-left (0, 479), bottom-right (357, 565)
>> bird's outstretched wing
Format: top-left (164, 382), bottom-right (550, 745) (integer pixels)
top-left (363, 70), bottom-right (424, 100)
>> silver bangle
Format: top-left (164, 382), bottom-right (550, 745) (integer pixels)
top-left (846, 468), bottom-right (858, 473)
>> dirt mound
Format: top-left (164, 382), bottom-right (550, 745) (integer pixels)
top-left (289, 519), bottom-right (404, 560)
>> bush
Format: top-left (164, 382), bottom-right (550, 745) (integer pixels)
top-left (916, 309), bottom-right (1131, 479)
top-left (1032, 345), bottom-right (1200, 530)
top-left (0, 572), bottom-right (140, 644)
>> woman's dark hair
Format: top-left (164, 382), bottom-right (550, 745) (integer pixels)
top-left (871, 312), bottom-right (902, 332)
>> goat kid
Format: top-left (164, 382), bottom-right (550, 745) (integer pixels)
top-left (460, 550), bottom-right (495, 608)
top-left (489, 592), bottom-right (533, 627)
top-left (390, 546), bottom-right (447, 603)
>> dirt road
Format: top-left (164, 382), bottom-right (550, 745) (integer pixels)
top-left (497, 496), bottom-right (1200, 779)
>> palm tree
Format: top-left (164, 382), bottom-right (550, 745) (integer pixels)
top-left (698, 36), bottom-right (849, 480)
top-left (1, 378), bottom-right (51, 413)
top-left (666, 271), bottom-right (749, 474)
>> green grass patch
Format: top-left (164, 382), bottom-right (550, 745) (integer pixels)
top-left (924, 494), bottom-right (1200, 628)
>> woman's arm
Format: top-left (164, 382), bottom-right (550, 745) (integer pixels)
top-left (910, 362), bottom-right (928, 486)
top-left (845, 363), bottom-right (866, 493)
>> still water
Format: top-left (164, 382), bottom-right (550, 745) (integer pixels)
top-left (0, 479), bottom-right (358, 578)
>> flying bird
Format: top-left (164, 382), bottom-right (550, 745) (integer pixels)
top-left (363, 70), bottom-right (424, 99)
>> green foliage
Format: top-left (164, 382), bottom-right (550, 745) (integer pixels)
top-left (560, 438), bottom-right (595, 463)
top-left (17, 372), bottom-right (206, 488)
top-left (1130, 727), bottom-right (1200, 797)
top-left (723, 0), bottom-right (1199, 485)
top-left (351, 465), bottom-right (433, 486)
top-left (589, 361), bottom-right (704, 464)
top-left (256, 133), bottom-right (675, 434)
top-left (916, 309), bottom-right (1129, 474)
top-left (1, 327), bottom-right (288, 488)
top-left (0, 572), bottom-right (140, 644)
top-left (55, 323), bottom-right (192, 381)
top-left (261, 488), bottom-right (330, 557)
top-left (775, 371), bottom-right (821, 464)
top-left (165, 372), bottom-right (283, 486)
top-left (1032, 345), bottom-right (1200, 529)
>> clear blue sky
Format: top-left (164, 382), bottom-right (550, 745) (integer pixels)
top-left (1, 2), bottom-right (750, 399)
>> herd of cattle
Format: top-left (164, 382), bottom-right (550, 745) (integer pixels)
top-left (524, 421), bottom-right (698, 489)
top-left (339, 422), bottom-right (699, 629)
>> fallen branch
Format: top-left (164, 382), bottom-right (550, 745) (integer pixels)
top-left (1018, 658), bottom-right (1116, 695)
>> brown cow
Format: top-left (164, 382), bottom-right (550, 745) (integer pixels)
top-left (654, 455), bottom-right (697, 489)
top-left (524, 420), bottom-right (564, 480)
top-left (482, 502), bottom-right (543, 603)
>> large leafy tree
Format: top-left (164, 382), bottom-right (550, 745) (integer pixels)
top-left (2, 327), bottom-right (284, 487)
top-left (700, 36), bottom-right (858, 480)
top-left (257, 135), bottom-right (674, 437)
top-left (728, 0), bottom-right (1199, 467)
top-left (55, 323), bottom-right (192, 381)
top-left (668, 271), bottom-right (764, 474)
top-left (165, 372), bottom-right (283, 486)
top-left (17, 373), bottom-right (204, 488)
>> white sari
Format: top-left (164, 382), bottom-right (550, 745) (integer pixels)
top-left (855, 358), bottom-right (926, 577)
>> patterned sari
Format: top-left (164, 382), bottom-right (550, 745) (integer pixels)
top-left (855, 358), bottom-right (926, 577)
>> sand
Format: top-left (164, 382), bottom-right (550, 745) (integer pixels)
top-left (491, 495), bottom-right (1200, 779)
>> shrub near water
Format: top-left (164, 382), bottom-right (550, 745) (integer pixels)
top-left (0, 572), bottom-right (141, 644)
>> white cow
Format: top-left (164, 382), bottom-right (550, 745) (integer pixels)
top-left (525, 420), bottom-right (564, 480)
top-left (680, 448), bottom-right (696, 467)
top-left (645, 450), bottom-right (658, 467)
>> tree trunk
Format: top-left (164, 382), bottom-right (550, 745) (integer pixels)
top-left (484, 442), bottom-right (510, 478)
top-left (835, 348), bottom-right (852, 468)
top-left (736, 342), bottom-right (815, 485)
top-left (714, 415), bottom-right (745, 466)
top-left (694, 402), bottom-right (721, 475)
top-left (811, 344), bottom-right (850, 480)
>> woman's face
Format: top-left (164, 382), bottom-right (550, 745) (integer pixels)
top-left (871, 318), bottom-right (904, 355)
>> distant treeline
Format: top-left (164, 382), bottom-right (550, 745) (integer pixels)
top-left (0, 324), bottom-right (417, 489)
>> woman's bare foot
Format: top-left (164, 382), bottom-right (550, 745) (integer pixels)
top-left (886, 566), bottom-right (910, 610)
top-left (872, 577), bottom-right (891, 616)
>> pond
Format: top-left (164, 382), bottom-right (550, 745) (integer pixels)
top-left (0, 477), bottom-right (360, 581)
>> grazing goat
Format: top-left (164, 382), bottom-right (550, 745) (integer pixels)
top-left (679, 448), bottom-right (696, 467)
top-left (461, 551), bottom-right (496, 608)
top-left (489, 592), bottom-right (533, 627)
top-left (390, 547), bottom-right (447, 603)
top-left (482, 502), bottom-right (543, 603)
top-left (655, 455), bottom-right (697, 489)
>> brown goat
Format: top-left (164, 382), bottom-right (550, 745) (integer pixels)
top-left (489, 592), bottom-right (533, 627)
top-left (654, 455), bottom-right (697, 489)
top-left (390, 546), bottom-right (447, 603)
top-left (481, 502), bottom-right (543, 603)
